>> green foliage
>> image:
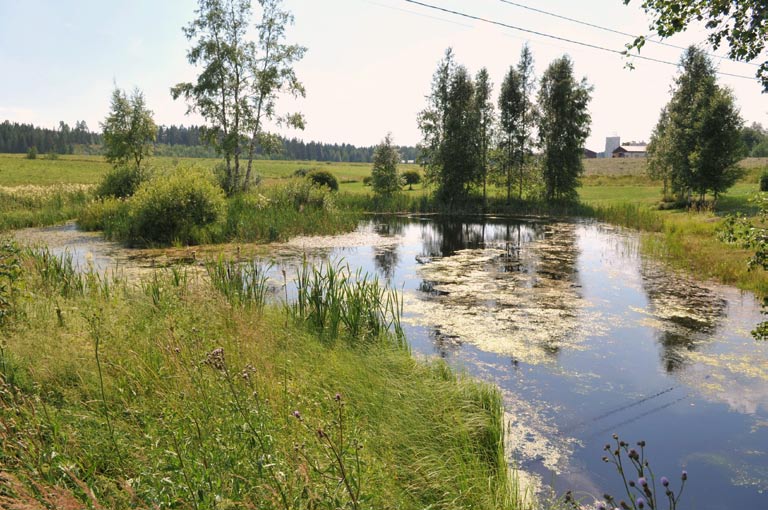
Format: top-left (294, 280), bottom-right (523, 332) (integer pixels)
top-left (0, 251), bottom-right (518, 509)
top-left (761, 169), bottom-right (768, 192)
top-left (307, 169), bottom-right (339, 191)
top-left (95, 165), bottom-right (149, 199)
top-left (101, 87), bottom-right (157, 170)
top-left (0, 185), bottom-right (91, 232)
top-left (362, 175), bottom-right (372, 186)
top-left (625, 0), bottom-right (768, 90)
top-left (371, 133), bottom-right (400, 196)
top-left (418, 49), bottom-right (485, 207)
top-left (0, 240), bottom-right (22, 328)
top-left (400, 169), bottom-right (421, 190)
top-left (206, 257), bottom-right (272, 308)
top-left (25, 146), bottom-right (37, 160)
top-left (648, 47), bottom-right (744, 204)
top-left (172, 0), bottom-right (306, 195)
top-left (497, 44), bottom-right (535, 202)
top-left (538, 55), bottom-right (592, 201)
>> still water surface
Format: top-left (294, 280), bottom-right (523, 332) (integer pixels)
top-left (17, 217), bottom-right (768, 508)
top-left (291, 216), bottom-right (767, 509)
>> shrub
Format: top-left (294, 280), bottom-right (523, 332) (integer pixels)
top-left (126, 168), bottom-right (226, 245)
top-left (45, 151), bottom-right (58, 160)
top-left (293, 167), bottom-right (315, 177)
top-left (760, 169), bottom-right (768, 192)
top-left (77, 197), bottom-right (131, 238)
top-left (307, 169), bottom-right (339, 191)
top-left (362, 176), bottom-right (372, 186)
top-left (95, 165), bottom-right (149, 199)
top-left (401, 169), bottom-right (422, 190)
top-left (26, 146), bottom-right (37, 160)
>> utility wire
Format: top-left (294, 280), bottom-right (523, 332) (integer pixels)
top-left (402, 0), bottom-right (757, 81)
top-left (497, 0), bottom-right (759, 67)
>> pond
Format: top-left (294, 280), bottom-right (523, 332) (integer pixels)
top-left (14, 216), bottom-right (768, 508)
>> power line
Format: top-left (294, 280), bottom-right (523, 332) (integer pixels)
top-left (497, 0), bottom-right (759, 67)
top-left (402, 0), bottom-right (758, 81)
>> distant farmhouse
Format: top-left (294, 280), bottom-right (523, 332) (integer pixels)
top-left (582, 148), bottom-right (597, 158)
top-left (612, 143), bottom-right (647, 158)
top-left (591, 136), bottom-right (648, 158)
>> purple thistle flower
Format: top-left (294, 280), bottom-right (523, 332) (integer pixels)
top-left (596, 502), bottom-right (607, 510)
top-left (638, 477), bottom-right (648, 487)
top-left (335, 393), bottom-right (342, 401)
top-left (292, 410), bottom-right (301, 420)
top-left (636, 497), bottom-right (646, 509)
top-left (661, 476), bottom-right (670, 487)
top-left (681, 470), bottom-right (688, 481)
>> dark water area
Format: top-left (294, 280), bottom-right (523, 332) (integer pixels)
top-left (16, 217), bottom-right (768, 508)
top-left (283, 216), bottom-right (767, 509)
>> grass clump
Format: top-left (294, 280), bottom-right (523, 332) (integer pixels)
top-left (0, 249), bottom-right (521, 510)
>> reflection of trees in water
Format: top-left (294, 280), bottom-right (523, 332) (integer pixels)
top-left (373, 245), bottom-right (399, 282)
top-left (373, 217), bottom-right (408, 237)
top-left (419, 219), bottom-right (545, 259)
top-left (428, 328), bottom-right (463, 358)
top-left (639, 262), bottom-right (727, 373)
top-left (413, 219), bottom-right (585, 363)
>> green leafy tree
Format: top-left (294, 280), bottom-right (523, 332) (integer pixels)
top-left (26, 146), bottom-right (37, 160)
top-left (101, 87), bottom-right (157, 170)
top-left (537, 56), bottom-right (592, 202)
top-left (649, 46), bottom-right (744, 203)
top-left (401, 169), bottom-right (421, 190)
top-left (418, 49), bottom-right (480, 207)
top-left (474, 68), bottom-right (494, 210)
top-left (173, 0), bottom-right (305, 195)
top-left (498, 44), bottom-right (536, 203)
top-left (371, 133), bottom-right (401, 196)
top-left (624, 0), bottom-right (768, 91)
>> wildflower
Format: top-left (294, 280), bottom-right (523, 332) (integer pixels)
top-left (334, 393), bottom-right (342, 401)
top-left (638, 477), bottom-right (647, 487)
top-left (292, 410), bottom-right (301, 420)
top-left (204, 347), bottom-right (225, 370)
top-left (636, 497), bottom-right (646, 509)
top-left (628, 480), bottom-right (635, 487)
top-left (661, 476), bottom-right (669, 487)
top-left (637, 440), bottom-right (646, 447)
top-left (317, 427), bottom-right (326, 439)
top-left (681, 470), bottom-right (688, 481)
top-left (628, 448), bottom-right (639, 460)
top-left (596, 503), bottom-right (607, 510)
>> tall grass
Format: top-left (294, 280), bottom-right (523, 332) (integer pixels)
top-left (290, 259), bottom-right (404, 345)
top-left (0, 248), bottom-right (521, 510)
top-left (0, 185), bottom-right (91, 232)
top-left (206, 256), bottom-right (272, 308)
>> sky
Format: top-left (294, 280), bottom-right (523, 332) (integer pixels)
top-left (0, 0), bottom-right (766, 152)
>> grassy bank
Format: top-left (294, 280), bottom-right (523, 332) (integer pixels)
top-left (0, 245), bottom-right (522, 509)
top-left (0, 184), bottom-right (92, 232)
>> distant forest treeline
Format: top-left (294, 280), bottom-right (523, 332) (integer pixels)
top-left (0, 120), bottom-right (418, 162)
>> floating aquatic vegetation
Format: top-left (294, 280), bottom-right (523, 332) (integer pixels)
top-left (404, 224), bottom-right (609, 364)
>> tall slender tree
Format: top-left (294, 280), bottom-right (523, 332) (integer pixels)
top-left (498, 44), bottom-right (536, 203)
top-left (474, 68), bottom-right (494, 210)
top-left (537, 56), bottom-right (592, 201)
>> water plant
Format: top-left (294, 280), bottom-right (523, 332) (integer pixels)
top-left (206, 256), bottom-right (272, 309)
top-left (290, 258), bottom-right (404, 345)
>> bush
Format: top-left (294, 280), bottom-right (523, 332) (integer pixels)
top-left (401, 169), bottom-right (422, 190)
top-left (761, 169), bottom-right (768, 192)
top-left (307, 169), bottom-right (339, 191)
top-left (362, 176), bottom-right (372, 186)
top-left (126, 168), bottom-right (226, 245)
top-left (26, 147), bottom-right (37, 160)
top-left (293, 167), bottom-right (315, 178)
top-left (96, 165), bottom-right (149, 199)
